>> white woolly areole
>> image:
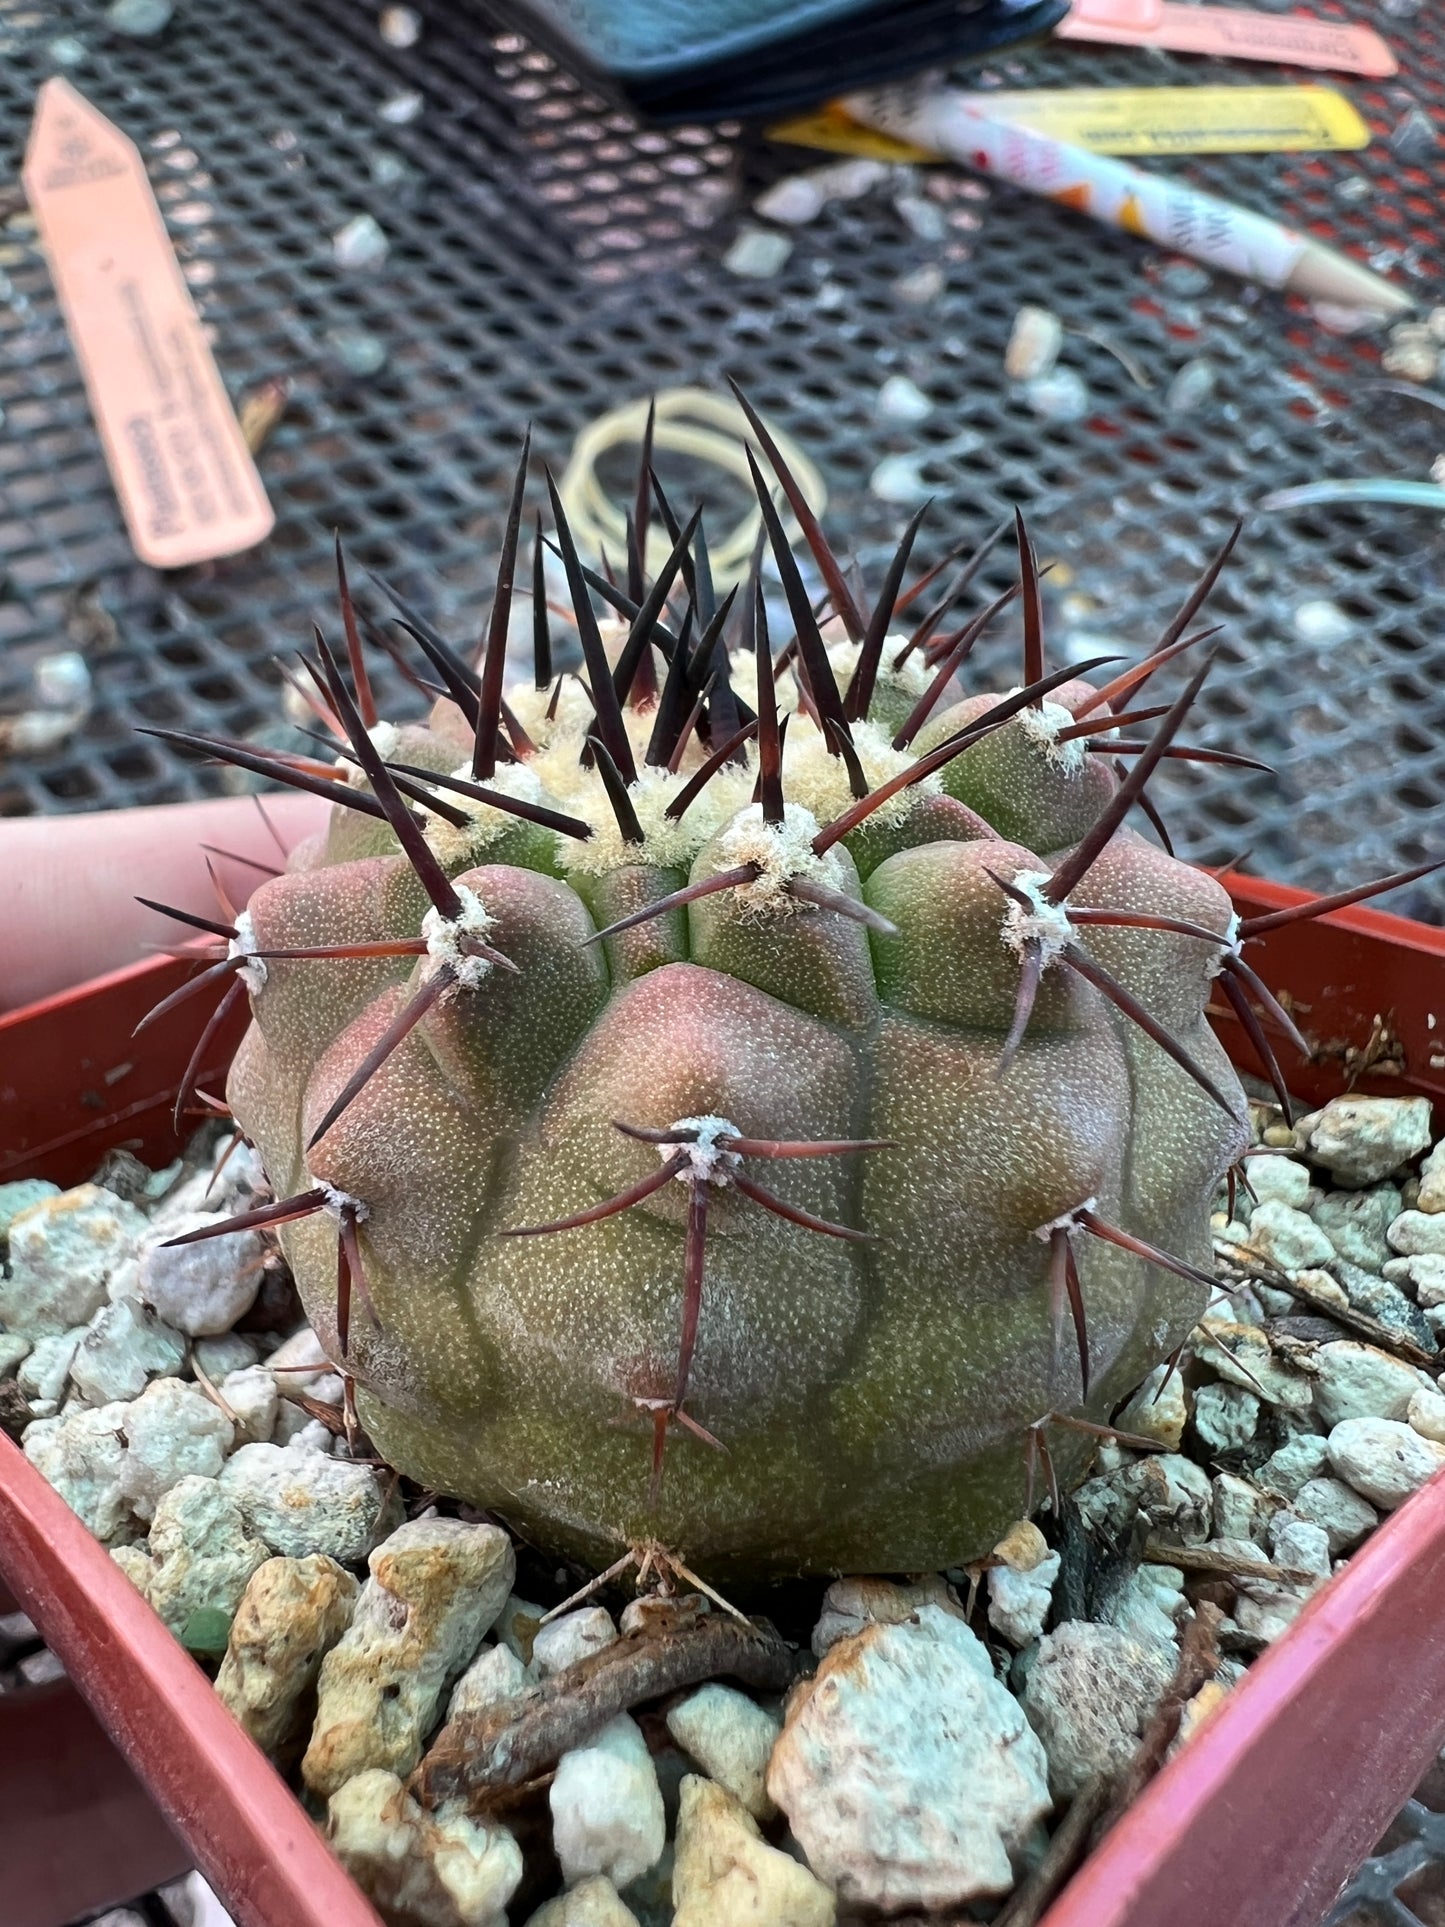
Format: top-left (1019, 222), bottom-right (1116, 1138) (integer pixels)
top-left (782, 713), bottom-right (937, 831)
top-left (1000, 869), bottom-right (1075, 968)
top-left (505, 676), bottom-right (598, 752)
top-left (336, 720), bottom-right (401, 788)
top-left (317, 1180), bottom-right (369, 1223)
top-left (421, 883), bottom-right (496, 990)
top-left (557, 762), bottom-right (724, 878)
top-left (1034, 1197), bottom-right (1096, 1241)
top-left (423, 759), bottom-right (546, 865)
top-left (664, 1115), bottom-right (743, 1186)
top-left (1208, 911), bottom-right (1243, 977)
top-left (825, 635), bottom-right (932, 701)
top-left (228, 909), bottom-right (268, 992)
top-left (1012, 696), bottom-right (1088, 774)
top-left (715, 800), bottom-right (845, 913)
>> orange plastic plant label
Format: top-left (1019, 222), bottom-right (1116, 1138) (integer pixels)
top-left (23, 78), bottom-right (274, 569)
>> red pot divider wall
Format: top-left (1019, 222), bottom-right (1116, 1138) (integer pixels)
top-left (0, 873), bottom-right (1443, 1927)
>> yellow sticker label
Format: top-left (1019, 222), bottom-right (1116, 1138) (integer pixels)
top-left (767, 103), bottom-right (937, 162)
top-left (771, 86), bottom-right (1368, 159)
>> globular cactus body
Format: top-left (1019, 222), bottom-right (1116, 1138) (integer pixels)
top-left (153, 420), bottom-right (1287, 1582)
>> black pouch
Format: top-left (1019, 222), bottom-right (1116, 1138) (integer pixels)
top-left (486, 0), bottom-right (1069, 123)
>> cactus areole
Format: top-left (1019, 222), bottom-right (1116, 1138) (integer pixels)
top-left (148, 406), bottom-right (1320, 1584)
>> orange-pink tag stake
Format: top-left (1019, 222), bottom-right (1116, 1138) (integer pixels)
top-left (23, 79), bottom-right (274, 570)
top-left (1057, 0), bottom-right (1398, 78)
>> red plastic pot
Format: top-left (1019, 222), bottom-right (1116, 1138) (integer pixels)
top-left (1, 876), bottom-right (1443, 1927)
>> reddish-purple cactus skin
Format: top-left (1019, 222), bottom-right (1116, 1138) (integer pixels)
top-left (151, 442), bottom-right (1299, 1581)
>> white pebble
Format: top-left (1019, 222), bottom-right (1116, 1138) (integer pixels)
top-left (1291, 599), bottom-right (1352, 647)
top-left (1418, 1141), bottom-right (1445, 1213)
top-left (1291, 1476), bottom-right (1378, 1553)
top-left (1242, 1155), bottom-right (1312, 1210)
top-left (216, 1555), bottom-right (359, 1754)
top-left (1301, 1097), bottom-right (1433, 1185)
top-left (1005, 304), bottom-right (1063, 381)
top-left (532, 1607), bottom-right (617, 1676)
top-left (304, 1517), bottom-right (515, 1796)
top-left (494, 1594), bottom-right (547, 1665)
top-left (894, 262), bottom-right (944, 304)
top-left (1255, 1433), bottom-right (1330, 1501)
top-left (550, 1714), bottom-right (665, 1890)
top-left (1328, 1416), bottom-right (1445, 1509)
top-left (894, 192), bottom-right (945, 242)
top-left (523, 1876), bottom-right (637, 1926)
top-left (1389, 1210), bottom-right (1445, 1259)
top-left (875, 374), bottom-right (933, 425)
top-left (1270, 1514), bottom-right (1332, 1577)
top-left (333, 214), bottom-right (390, 271)
top-left (0, 1186), bottom-right (147, 1337)
top-left (988, 1551), bottom-right (1061, 1648)
top-left (218, 1365), bottom-right (279, 1444)
top-left (120, 1376), bottom-right (234, 1519)
top-left (70, 1298), bottom-right (185, 1404)
top-left (379, 88), bottom-right (423, 125)
top-left (1098, 1564), bottom-right (1187, 1652)
top-left (1394, 1253), bottom-right (1445, 1305)
top-left (220, 1443), bottom-right (394, 1562)
top-left (1409, 1386), bottom-right (1445, 1444)
top-left (267, 1324), bottom-right (333, 1388)
top-left (771, 1605), bottom-right (1050, 1911)
top-left (0, 1179), bottom-right (60, 1239)
top-left (378, 5), bottom-right (421, 45)
top-left (19, 1329), bottom-right (84, 1401)
top-left (1313, 1341), bottom-right (1431, 1429)
top-left (1193, 1382), bottom-right (1259, 1453)
top-left (672, 1776), bottom-right (832, 1927)
top-left (1212, 1471), bottom-right (1277, 1545)
top-left (193, 1332), bottom-right (260, 1379)
top-left (1164, 357), bottom-right (1217, 414)
top-left (1024, 1621), bottom-right (1173, 1798)
top-left (666, 1683), bottom-right (781, 1821)
top-left (0, 1332), bottom-right (30, 1377)
top-left (23, 1400), bottom-right (135, 1543)
top-left (1024, 369), bottom-right (1090, 422)
top-left (1230, 1523), bottom-right (1326, 1643)
top-left (1115, 1363), bottom-right (1188, 1449)
top-left (1245, 1200), bottom-right (1335, 1273)
top-left (146, 1475), bottom-right (269, 1643)
top-left (722, 227), bottom-right (793, 278)
top-left (448, 1640), bottom-right (532, 1720)
top-left (812, 1573), bottom-right (962, 1657)
top-left (327, 1769), bottom-right (522, 1927)
top-left (754, 176), bottom-right (825, 225)
top-left (137, 1217), bottom-right (263, 1336)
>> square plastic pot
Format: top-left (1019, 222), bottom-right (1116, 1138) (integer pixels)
top-left (0, 873), bottom-right (1442, 1927)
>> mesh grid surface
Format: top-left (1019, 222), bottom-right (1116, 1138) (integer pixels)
top-left (1327, 1751), bottom-right (1445, 1927)
top-left (0, 0), bottom-right (1443, 920)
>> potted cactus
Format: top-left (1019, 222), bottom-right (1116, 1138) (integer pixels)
top-left (3, 399), bottom-right (1444, 1927)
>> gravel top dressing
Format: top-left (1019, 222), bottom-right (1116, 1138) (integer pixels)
top-left (4, 1088), bottom-right (1443, 1927)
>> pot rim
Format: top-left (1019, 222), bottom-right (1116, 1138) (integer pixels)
top-left (1, 868), bottom-right (1442, 1927)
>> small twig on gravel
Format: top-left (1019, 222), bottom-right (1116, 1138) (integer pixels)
top-left (992, 1775), bottom-right (1114, 1927)
top-left (1214, 1239), bottom-right (1437, 1368)
top-left (412, 1600), bottom-right (795, 1809)
top-left (1107, 1601), bottom-right (1224, 1817)
top-left (1144, 1539), bottom-right (1312, 1585)
top-left (188, 1346), bottom-right (241, 1427)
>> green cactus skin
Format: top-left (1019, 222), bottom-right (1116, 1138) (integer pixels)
top-left (217, 554), bottom-right (1256, 1580)
top-left (157, 454), bottom-right (1261, 1584)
